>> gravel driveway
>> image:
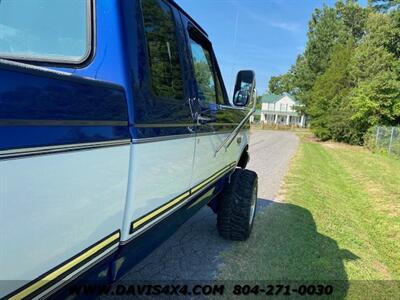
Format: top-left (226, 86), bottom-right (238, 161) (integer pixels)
top-left (120, 130), bottom-right (299, 281)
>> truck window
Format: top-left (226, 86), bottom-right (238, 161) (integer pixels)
top-left (0, 0), bottom-right (91, 64)
top-left (141, 0), bottom-right (184, 100)
top-left (189, 38), bottom-right (217, 105)
top-left (214, 61), bottom-right (228, 105)
top-left (188, 34), bottom-right (226, 106)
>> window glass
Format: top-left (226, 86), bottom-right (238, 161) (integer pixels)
top-left (189, 38), bottom-right (217, 105)
top-left (0, 0), bottom-right (89, 63)
top-left (141, 0), bottom-right (184, 99)
top-left (214, 67), bottom-right (226, 105)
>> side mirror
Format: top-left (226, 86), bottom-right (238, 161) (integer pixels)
top-left (233, 70), bottom-right (256, 108)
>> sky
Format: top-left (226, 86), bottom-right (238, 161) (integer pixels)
top-left (175, 0), bottom-right (368, 97)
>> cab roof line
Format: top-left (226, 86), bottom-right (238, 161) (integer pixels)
top-left (167, 0), bottom-right (209, 37)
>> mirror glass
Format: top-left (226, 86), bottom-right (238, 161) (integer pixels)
top-left (233, 70), bottom-right (255, 107)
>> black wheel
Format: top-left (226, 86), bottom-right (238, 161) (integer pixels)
top-left (217, 168), bottom-right (258, 241)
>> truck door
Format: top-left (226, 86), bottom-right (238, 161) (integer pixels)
top-left (121, 0), bottom-right (197, 239)
top-left (179, 18), bottom-right (245, 191)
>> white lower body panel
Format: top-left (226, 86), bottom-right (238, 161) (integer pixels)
top-left (0, 145), bottom-right (130, 297)
top-left (121, 137), bottom-right (196, 241)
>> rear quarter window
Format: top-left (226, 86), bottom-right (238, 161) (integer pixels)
top-left (0, 0), bottom-right (91, 64)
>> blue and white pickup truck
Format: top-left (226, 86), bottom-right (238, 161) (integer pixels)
top-left (0, 0), bottom-right (258, 298)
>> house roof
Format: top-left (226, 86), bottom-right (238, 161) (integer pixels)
top-left (261, 93), bottom-right (297, 104)
top-left (261, 94), bottom-right (281, 104)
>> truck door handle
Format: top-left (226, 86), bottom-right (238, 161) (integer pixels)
top-left (196, 113), bottom-right (215, 125)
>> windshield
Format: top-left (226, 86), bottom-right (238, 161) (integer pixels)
top-left (0, 0), bottom-right (90, 63)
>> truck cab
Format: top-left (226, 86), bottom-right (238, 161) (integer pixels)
top-left (0, 1), bottom-right (257, 298)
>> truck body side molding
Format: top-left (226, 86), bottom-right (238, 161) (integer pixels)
top-left (130, 162), bottom-right (236, 233)
top-left (4, 231), bottom-right (120, 300)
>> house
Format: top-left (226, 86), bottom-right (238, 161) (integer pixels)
top-left (254, 93), bottom-right (306, 127)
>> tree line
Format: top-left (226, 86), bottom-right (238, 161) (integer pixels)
top-left (268, 0), bottom-right (400, 145)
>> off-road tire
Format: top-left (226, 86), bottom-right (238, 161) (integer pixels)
top-left (217, 168), bottom-right (258, 241)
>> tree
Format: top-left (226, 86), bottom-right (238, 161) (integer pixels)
top-left (256, 95), bottom-right (262, 110)
top-left (271, 2), bottom-right (366, 108)
top-left (267, 0), bottom-right (399, 145)
top-left (308, 40), bottom-right (356, 142)
top-left (348, 12), bottom-right (400, 132)
top-left (387, 8), bottom-right (400, 58)
top-left (268, 73), bottom-right (293, 95)
top-left (336, 0), bottom-right (368, 40)
top-left (305, 6), bottom-right (347, 77)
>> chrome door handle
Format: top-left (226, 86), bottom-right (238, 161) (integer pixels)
top-left (196, 113), bottom-right (215, 125)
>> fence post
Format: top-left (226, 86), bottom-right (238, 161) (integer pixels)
top-left (375, 126), bottom-right (380, 147)
top-left (388, 127), bottom-right (395, 155)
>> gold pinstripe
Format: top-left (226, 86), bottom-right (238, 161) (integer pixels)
top-left (191, 165), bottom-right (232, 194)
top-left (9, 232), bottom-right (120, 300)
top-left (131, 163), bottom-right (236, 231)
top-left (132, 192), bottom-right (190, 230)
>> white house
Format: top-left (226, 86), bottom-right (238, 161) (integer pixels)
top-left (255, 93), bottom-right (306, 127)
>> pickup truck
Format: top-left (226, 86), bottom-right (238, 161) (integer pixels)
top-left (0, 0), bottom-right (258, 298)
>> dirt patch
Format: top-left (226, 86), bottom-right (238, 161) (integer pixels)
top-left (301, 133), bottom-right (365, 151)
top-left (372, 261), bottom-right (392, 279)
top-left (321, 141), bottom-right (365, 152)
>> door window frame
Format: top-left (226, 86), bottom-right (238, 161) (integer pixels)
top-left (186, 24), bottom-right (229, 106)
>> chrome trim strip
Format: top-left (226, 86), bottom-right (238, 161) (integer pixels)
top-left (0, 119), bottom-right (128, 126)
top-left (0, 139), bottom-right (131, 160)
top-left (134, 123), bottom-right (194, 128)
top-left (196, 130), bottom-right (235, 137)
top-left (131, 130), bottom-right (246, 144)
top-left (207, 123), bottom-right (240, 126)
top-left (132, 134), bottom-right (196, 144)
top-left (0, 58), bottom-right (74, 77)
top-left (218, 104), bottom-right (250, 111)
top-left (134, 123), bottom-right (239, 128)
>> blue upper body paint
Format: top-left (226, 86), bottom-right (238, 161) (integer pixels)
top-left (0, 1), bottom-right (249, 298)
top-left (0, 0), bottom-right (247, 150)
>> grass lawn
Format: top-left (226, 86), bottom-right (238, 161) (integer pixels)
top-left (218, 134), bottom-right (400, 299)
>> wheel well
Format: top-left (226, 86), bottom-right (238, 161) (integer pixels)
top-left (237, 146), bottom-right (249, 169)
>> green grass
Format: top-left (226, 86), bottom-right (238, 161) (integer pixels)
top-left (217, 135), bottom-right (400, 299)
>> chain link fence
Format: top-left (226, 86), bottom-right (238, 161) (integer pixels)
top-left (365, 126), bottom-right (400, 158)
